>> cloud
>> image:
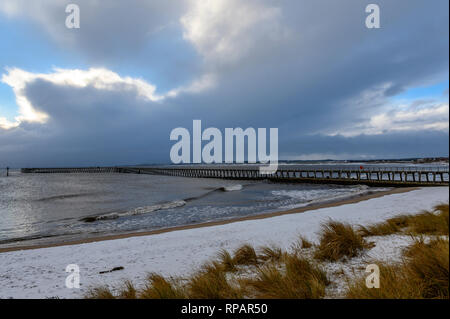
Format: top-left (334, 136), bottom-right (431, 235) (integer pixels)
top-left (0, 117), bottom-right (18, 130)
top-left (181, 0), bottom-right (287, 65)
top-left (0, 0), bottom-right (187, 59)
top-left (0, 0), bottom-right (448, 166)
top-left (0, 67), bottom-right (216, 129)
top-left (366, 103), bottom-right (449, 134)
top-left (280, 130), bottom-right (449, 160)
top-left (322, 85), bottom-right (449, 137)
top-left (166, 73), bottom-right (217, 97)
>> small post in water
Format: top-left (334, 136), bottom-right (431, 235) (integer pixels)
top-left (6, 167), bottom-right (9, 177)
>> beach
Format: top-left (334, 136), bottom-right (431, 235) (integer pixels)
top-left (0, 171), bottom-right (400, 249)
top-left (0, 186), bottom-right (447, 299)
top-left (0, 186), bottom-right (417, 253)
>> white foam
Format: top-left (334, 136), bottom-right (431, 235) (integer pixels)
top-left (222, 184), bottom-right (243, 192)
top-left (272, 185), bottom-right (376, 209)
top-left (95, 200), bottom-right (187, 221)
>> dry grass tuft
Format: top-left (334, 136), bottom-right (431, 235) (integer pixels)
top-left (359, 204), bottom-right (449, 237)
top-left (85, 286), bottom-right (116, 299)
top-left (293, 235), bottom-right (314, 250)
top-left (217, 249), bottom-right (237, 272)
top-left (139, 273), bottom-right (186, 299)
top-left (298, 236), bottom-right (313, 249)
top-left (290, 235), bottom-right (313, 255)
top-left (314, 220), bottom-right (371, 261)
top-left (119, 280), bottom-right (138, 299)
top-left (258, 245), bottom-right (283, 262)
top-left (187, 263), bottom-right (243, 299)
top-left (244, 254), bottom-right (329, 298)
top-left (358, 216), bottom-right (408, 237)
top-left (346, 263), bottom-right (422, 299)
top-left (434, 203), bottom-right (449, 216)
top-left (404, 237), bottom-right (449, 298)
top-left (407, 207), bottom-right (449, 235)
top-left (233, 244), bottom-right (259, 265)
top-left (346, 237), bottom-right (449, 299)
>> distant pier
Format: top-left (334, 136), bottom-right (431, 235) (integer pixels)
top-left (21, 165), bottom-right (449, 187)
top-left (21, 167), bottom-right (121, 174)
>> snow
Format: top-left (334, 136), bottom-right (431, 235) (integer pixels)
top-left (323, 234), bottom-right (416, 298)
top-left (0, 187), bottom-right (448, 299)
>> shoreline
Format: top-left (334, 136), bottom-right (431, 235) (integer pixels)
top-left (1, 186), bottom-right (447, 299)
top-left (0, 187), bottom-right (419, 254)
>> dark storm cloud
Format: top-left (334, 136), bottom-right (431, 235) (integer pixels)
top-left (280, 131), bottom-right (449, 160)
top-left (0, 0), bottom-right (448, 167)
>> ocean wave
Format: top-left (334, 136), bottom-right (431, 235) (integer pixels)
top-left (0, 233), bottom-right (61, 245)
top-left (272, 185), bottom-right (377, 210)
top-left (81, 200), bottom-right (186, 222)
top-left (80, 184), bottom-right (244, 223)
top-left (221, 184), bottom-right (243, 192)
top-left (181, 184), bottom-right (244, 204)
top-left (37, 193), bottom-right (94, 201)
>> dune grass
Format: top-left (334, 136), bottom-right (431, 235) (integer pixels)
top-left (85, 243), bottom-right (326, 299)
top-left (85, 204), bottom-right (449, 299)
top-left (297, 235), bottom-right (313, 249)
top-left (139, 274), bottom-right (186, 299)
top-left (258, 245), bottom-right (284, 262)
top-left (86, 275), bottom-right (186, 299)
top-left (118, 280), bottom-right (138, 299)
top-left (404, 237), bottom-right (449, 298)
top-left (187, 262), bottom-right (243, 299)
top-left (299, 236), bottom-right (313, 249)
top-left (314, 221), bottom-right (372, 261)
top-left (346, 237), bottom-right (449, 299)
top-left (233, 244), bottom-right (259, 265)
top-left (359, 204), bottom-right (449, 237)
top-left (290, 235), bottom-right (314, 256)
top-left (86, 286), bottom-right (116, 299)
top-left (243, 254), bottom-right (329, 298)
top-left (217, 249), bottom-right (236, 272)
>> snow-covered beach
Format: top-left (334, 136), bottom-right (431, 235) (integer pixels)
top-left (0, 186), bottom-right (448, 299)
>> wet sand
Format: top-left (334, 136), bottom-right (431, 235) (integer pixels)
top-left (0, 187), bottom-right (418, 253)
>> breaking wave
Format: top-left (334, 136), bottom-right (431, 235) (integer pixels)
top-left (220, 184), bottom-right (243, 192)
top-left (272, 185), bottom-right (380, 209)
top-left (81, 184), bottom-right (244, 222)
top-left (81, 200), bottom-right (186, 222)
top-left (37, 193), bottom-right (94, 201)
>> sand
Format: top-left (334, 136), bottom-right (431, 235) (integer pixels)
top-left (0, 186), bottom-right (447, 298)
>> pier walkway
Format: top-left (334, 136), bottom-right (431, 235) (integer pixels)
top-left (21, 165), bottom-right (449, 187)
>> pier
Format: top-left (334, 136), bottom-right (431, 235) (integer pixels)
top-left (20, 165), bottom-right (449, 187)
top-left (21, 167), bottom-right (121, 174)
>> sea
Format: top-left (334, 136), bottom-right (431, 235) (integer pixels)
top-left (0, 163), bottom-right (447, 249)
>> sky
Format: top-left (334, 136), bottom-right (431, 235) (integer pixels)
top-left (0, 0), bottom-right (448, 167)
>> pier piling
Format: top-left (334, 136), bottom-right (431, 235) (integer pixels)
top-left (20, 165), bottom-right (449, 187)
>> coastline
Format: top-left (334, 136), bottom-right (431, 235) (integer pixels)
top-left (0, 186), bottom-right (419, 253)
top-left (0, 186), bottom-right (447, 299)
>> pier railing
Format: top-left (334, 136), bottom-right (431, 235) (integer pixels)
top-left (20, 167), bottom-right (121, 174)
top-left (21, 165), bottom-right (449, 187)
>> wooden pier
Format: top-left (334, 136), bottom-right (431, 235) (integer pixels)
top-left (20, 165), bottom-right (449, 187)
top-left (21, 167), bottom-right (121, 174)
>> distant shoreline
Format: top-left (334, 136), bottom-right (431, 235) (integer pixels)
top-left (0, 187), bottom-right (419, 254)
